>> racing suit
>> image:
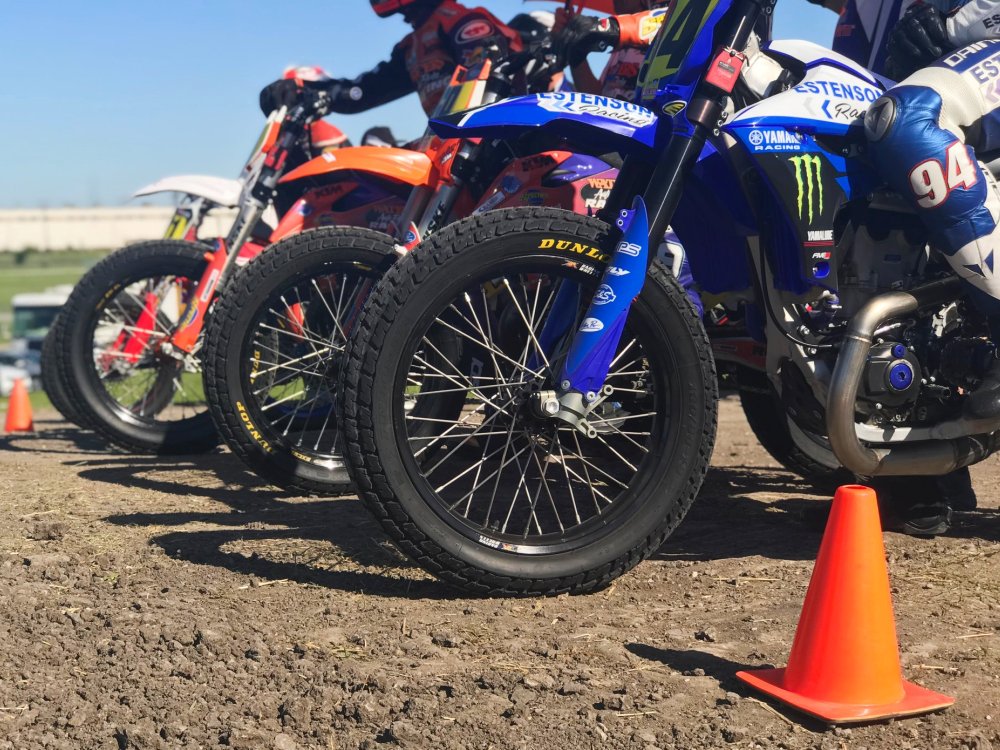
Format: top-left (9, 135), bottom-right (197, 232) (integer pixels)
top-left (326, 1), bottom-right (521, 116)
top-left (866, 3), bottom-right (1000, 323)
top-left (831, 0), bottom-right (918, 75)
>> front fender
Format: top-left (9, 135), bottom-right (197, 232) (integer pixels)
top-left (432, 92), bottom-right (658, 155)
top-left (279, 145), bottom-right (435, 188)
top-left (132, 175), bottom-right (243, 207)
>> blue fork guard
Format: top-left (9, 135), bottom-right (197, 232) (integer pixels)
top-left (560, 196), bottom-right (650, 395)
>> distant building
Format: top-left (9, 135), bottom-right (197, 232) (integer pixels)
top-left (0, 206), bottom-right (238, 251)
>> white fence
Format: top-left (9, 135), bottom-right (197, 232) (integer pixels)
top-left (0, 207), bottom-right (238, 251)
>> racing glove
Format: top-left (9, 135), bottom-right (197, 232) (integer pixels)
top-left (885, 3), bottom-right (951, 80)
top-left (556, 14), bottom-right (621, 68)
top-left (259, 78), bottom-right (305, 116)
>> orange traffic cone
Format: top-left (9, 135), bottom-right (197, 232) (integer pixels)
top-left (737, 484), bottom-right (954, 724)
top-left (4, 378), bottom-right (34, 433)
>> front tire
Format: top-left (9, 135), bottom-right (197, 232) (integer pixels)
top-left (340, 208), bottom-right (718, 596)
top-left (58, 240), bottom-right (218, 454)
top-left (203, 227), bottom-right (396, 495)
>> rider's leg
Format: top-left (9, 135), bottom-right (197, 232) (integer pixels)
top-left (866, 40), bottom-right (1000, 419)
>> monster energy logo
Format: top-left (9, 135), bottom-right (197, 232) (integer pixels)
top-left (790, 154), bottom-right (824, 224)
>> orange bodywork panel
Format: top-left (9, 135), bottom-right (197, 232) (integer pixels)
top-left (280, 146), bottom-right (436, 188)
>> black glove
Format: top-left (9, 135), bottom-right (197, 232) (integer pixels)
top-left (259, 78), bottom-right (304, 116)
top-left (556, 14), bottom-right (620, 68)
top-left (885, 3), bottom-right (950, 80)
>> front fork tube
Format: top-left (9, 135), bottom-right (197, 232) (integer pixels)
top-left (553, 128), bottom-right (712, 434)
top-left (168, 201), bottom-right (266, 354)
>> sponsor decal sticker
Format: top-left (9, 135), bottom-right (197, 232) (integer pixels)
top-left (236, 401), bottom-right (273, 453)
top-left (661, 100), bottom-right (686, 117)
top-left (607, 266), bottom-right (630, 276)
top-left (616, 240), bottom-right (642, 257)
top-left (456, 19), bottom-right (492, 43)
top-left (521, 190), bottom-right (546, 206)
top-left (537, 238), bottom-right (611, 263)
top-left (747, 128), bottom-right (802, 152)
top-left (789, 154), bottom-right (824, 224)
top-left (177, 303), bottom-right (198, 330)
top-left (536, 92), bottom-right (656, 128)
top-left (579, 317), bottom-right (604, 332)
top-left (474, 190), bottom-right (507, 214)
top-left (593, 284), bottom-right (617, 305)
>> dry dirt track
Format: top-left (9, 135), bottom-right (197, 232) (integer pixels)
top-left (0, 397), bottom-right (997, 750)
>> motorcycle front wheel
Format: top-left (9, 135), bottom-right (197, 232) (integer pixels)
top-left (339, 208), bottom-right (718, 596)
top-left (57, 240), bottom-right (218, 454)
top-left (203, 227), bottom-right (396, 495)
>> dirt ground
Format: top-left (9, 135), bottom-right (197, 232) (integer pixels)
top-left (0, 397), bottom-right (997, 750)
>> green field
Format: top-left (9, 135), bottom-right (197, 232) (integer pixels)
top-left (0, 249), bottom-right (107, 341)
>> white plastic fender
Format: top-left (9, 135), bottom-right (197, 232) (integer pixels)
top-left (132, 175), bottom-right (243, 208)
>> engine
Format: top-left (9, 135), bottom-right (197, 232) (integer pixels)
top-left (787, 194), bottom-right (995, 431)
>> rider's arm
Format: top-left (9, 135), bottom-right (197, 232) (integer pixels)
top-left (945, 0), bottom-right (1000, 46)
top-left (614, 9), bottom-right (669, 50)
top-left (323, 43), bottom-right (415, 115)
top-left (561, 9), bottom-right (666, 95)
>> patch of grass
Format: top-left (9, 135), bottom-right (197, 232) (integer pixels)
top-left (0, 249), bottom-right (108, 342)
top-left (0, 388), bottom-right (52, 414)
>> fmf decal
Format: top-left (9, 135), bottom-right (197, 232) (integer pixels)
top-left (537, 238), bottom-right (611, 263)
top-left (789, 154), bottom-right (824, 224)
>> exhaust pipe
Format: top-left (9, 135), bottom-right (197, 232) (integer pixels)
top-left (826, 278), bottom-right (1000, 476)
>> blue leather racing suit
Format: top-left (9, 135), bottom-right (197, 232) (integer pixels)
top-left (865, 1), bottom-right (1000, 311)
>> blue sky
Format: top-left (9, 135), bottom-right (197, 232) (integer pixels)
top-left (1, 1), bottom-right (835, 208)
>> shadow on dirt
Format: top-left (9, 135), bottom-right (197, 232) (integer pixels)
top-left (79, 449), bottom-right (999, 597)
top-left (85, 453), bottom-right (453, 601)
top-left (654, 466), bottom-right (828, 564)
top-left (3, 421), bottom-right (110, 454)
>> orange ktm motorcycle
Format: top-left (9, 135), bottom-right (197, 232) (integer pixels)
top-left (201, 44), bottom-right (626, 495)
top-left (47, 68), bottom-right (440, 454)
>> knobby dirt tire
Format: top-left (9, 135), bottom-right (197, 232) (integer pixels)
top-left (738, 376), bottom-right (852, 488)
top-left (203, 227), bottom-right (397, 495)
top-left (58, 240), bottom-right (219, 454)
top-left (41, 311), bottom-right (90, 428)
top-left (339, 208), bottom-right (718, 596)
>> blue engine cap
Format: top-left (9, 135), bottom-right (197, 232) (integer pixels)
top-left (892, 343), bottom-right (906, 358)
top-left (888, 361), bottom-right (913, 391)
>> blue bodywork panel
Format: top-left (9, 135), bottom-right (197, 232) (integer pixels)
top-left (431, 92), bottom-right (659, 155)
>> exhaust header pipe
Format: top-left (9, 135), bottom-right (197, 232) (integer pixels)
top-left (826, 278), bottom-right (1000, 476)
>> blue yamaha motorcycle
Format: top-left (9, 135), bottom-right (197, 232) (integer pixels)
top-left (339, 0), bottom-right (999, 595)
